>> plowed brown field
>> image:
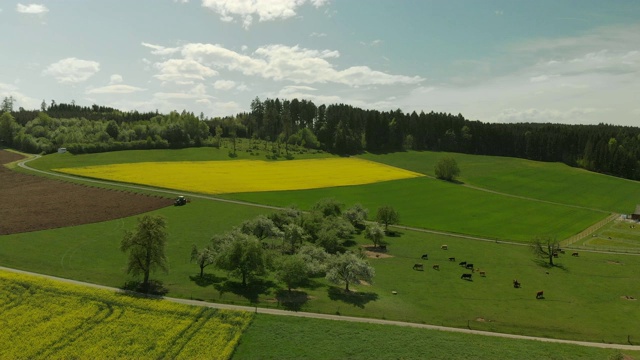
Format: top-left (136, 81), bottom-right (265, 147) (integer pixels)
top-left (0, 150), bottom-right (170, 235)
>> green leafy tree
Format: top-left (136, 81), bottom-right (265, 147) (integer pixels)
top-left (297, 244), bottom-right (329, 276)
top-left (190, 244), bottom-right (216, 278)
top-left (326, 252), bottom-right (375, 292)
top-left (364, 223), bottom-right (386, 248)
top-left (275, 254), bottom-right (309, 292)
top-left (0, 112), bottom-right (18, 146)
top-left (311, 198), bottom-right (343, 217)
top-left (215, 230), bottom-right (265, 286)
top-left (240, 215), bottom-right (283, 241)
top-left (1, 96), bottom-right (15, 113)
top-left (376, 205), bottom-right (399, 231)
top-left (434, 156), bottom-right (461, 182)
top-left (282, 223), bottom-right (308, 253)
top-left (343, 203), bottom-right (369, 228)
top-left (120, 215), bottom-right (169, 292)
top-left (531, 235), bottom-right (561, 266)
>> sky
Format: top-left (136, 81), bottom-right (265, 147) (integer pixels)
top-left (1, 0), bottom-right (639, 126)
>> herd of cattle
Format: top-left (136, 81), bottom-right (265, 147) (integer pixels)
top-left (411, 245), bottom-right (578, 299)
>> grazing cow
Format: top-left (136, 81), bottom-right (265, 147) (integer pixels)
top-left (413, 263), bottom-right (424, 271)
top-left (572, 252), bottom-right (579, 257)
top-left (441, 245), bottom-right (448, 250)
top-left (461, 273), bottom-right (472, 280)
top-left (459, 261), bottom-right (467, 267)
top-left (449, 257), bottom-right (456, 262)
top-left (465, 263), bottom-right (474, 270)
top-left (432, 264), bottom-right (440, 270)
top-left (536, 290), bottom-right (544, 299)
top-left (553, 252), bottom-right (559, 258)
top-left (421, 254), bottom-right (429, 260)
top-left (479, 271), bottom-right (486, 277)
top-left (513, 279), bottom-right (521, 288)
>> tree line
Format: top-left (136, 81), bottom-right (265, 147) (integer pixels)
top-left (2, 95), bottom-right (639, 180)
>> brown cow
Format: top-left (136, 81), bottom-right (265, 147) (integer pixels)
top-left (536, 290), bottom-right (544, 299)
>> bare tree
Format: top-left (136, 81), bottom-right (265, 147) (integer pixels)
top-left (531, 235), bottom-right (561, 266)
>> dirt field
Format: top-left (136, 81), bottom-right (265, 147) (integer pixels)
top-left (0, 150), bottom-right (171, 235)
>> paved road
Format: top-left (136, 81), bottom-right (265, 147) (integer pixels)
top-left (1, 265), bottom-right (639, 351)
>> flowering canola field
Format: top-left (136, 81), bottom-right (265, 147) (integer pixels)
top-left (55, 158), bottom-right (422, 194)
top-left (0, 270), bottom-right (252, 359)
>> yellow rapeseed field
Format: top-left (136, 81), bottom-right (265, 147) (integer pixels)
top-left (0, 270), bottom-right (253, 359)
top-left (55, 158), bottom-right (422, 194)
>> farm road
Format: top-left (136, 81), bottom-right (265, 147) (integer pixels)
top-left (1, 265), bottom-right (639, 351)
top-left (16, 155), bottom-right (635, 256)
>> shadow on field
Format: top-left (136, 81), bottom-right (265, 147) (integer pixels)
top-left (189, 273), bottom-right (225, 287)
top-left (121, 280), bottom-right (169, 296)
top-left (276, 289), bottom-right (309, 311)
top-left (386, 230), bottom-right (403, 238)
top-left (215, 279), bottom-right (275, 303)
top-left (328, 286), bottom-right (378, 308)
top-left (532, 259), bottom-right (569, 272)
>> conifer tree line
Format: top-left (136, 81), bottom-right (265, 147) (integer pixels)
top-left (1, 95), bottom-right (639, 180)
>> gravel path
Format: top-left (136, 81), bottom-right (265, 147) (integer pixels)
top-left (1, 265), bottom-right (639, 351)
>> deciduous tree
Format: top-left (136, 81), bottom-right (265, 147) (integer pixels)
top-left (376, 205), bottom-right (399, 231)
top-left (434, 156), bottom-right (461, 182)
top-left (190, 244), bottom-right (216, 278)
top-left (326, 252), bottom-right (375, 292)
top-left (532, 235), bottom-right (561, 266)
top-left (364, 223), bottom-right (386, 248)
top-left (120, 215), bottom-right (169, 292)
top-left (275, 254), bottom-right (309, 292)
top-left (215, 230), bottom-right (265, 286)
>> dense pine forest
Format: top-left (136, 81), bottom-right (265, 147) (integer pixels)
top-left (1, 95), bottom-right (639, 180)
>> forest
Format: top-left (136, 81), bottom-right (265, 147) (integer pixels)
top-left (1, 95), bottom-right (639, 180)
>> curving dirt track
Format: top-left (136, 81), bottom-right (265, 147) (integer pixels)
top-left (0, 150), bottom-right (170, 235)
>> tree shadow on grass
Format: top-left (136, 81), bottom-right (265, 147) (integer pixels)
top-left (327, 286), bottom-right (378, 309)
top-left (189, 273), bottom-right (225, 287)
top-left (386, 230), bottom-right (403, 238)
top-left (214, 278), bottom-right (275, 304)
top-left (532, 259), bottom-right (569, 272)
top-left (121, 280), bottom-right (169, 296)
top-left (275, 289), bottom-right (309, 311)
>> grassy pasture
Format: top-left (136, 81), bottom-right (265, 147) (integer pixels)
top-left (0, 269), bottom-right (252, 359)
top-left (359, 151), bottom-right (640, 214)
top-left (222, 177), bottom-right (605, 242)
top-left (233, 314), bottom-right (638, 360)
top-left (572, 218), bottom-right (640, 252)
top-left (1, 202), bottom-right (639, 343)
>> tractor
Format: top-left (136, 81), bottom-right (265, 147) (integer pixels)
top-left (174, 196), bottom-right (187, 206)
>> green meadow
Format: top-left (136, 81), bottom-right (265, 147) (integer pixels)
top-left (234, 314), bottom-right (639, 360)
top-left (3, 147), bottom-right (640, 347)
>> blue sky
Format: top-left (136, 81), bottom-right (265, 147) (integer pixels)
top-left (1, 1), bottom-right (639, 126)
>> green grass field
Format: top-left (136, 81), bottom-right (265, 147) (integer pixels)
top-left (5, 147), bottom-right (640, 349)
top-left (359, 151), bottom-right (640, 214)
top-left (233, 314), bottom-right (639, 360)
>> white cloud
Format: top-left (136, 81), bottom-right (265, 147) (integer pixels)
top-left (16, 3), bottom-right (48, 14)
top-left (173, 42), bottom-right (423, 86)
top-left (87, 84), bottom-right (146, 94)
top-left (109, 74), bottom-right (123, 84)
top-left (174, 0), bottom-right (189, 3)
top-left (213, 80), bottom-right (236, 90)
top-left (153, 58), bottom-right (218, 84)
top-left (42, 58), bottom-right (100, 84)
top-left (494, 10), bottom-right (504, 16)
top-left (201, 0), bottom-right (329, 29)
top-left (310, 32), bottom-right (327, 38)
top-left (154, 83), bottom-right (212, 101)
top-left (141, 42), bottom-right (181, 56)
top-left (0, 83), bottom-right (41, 110)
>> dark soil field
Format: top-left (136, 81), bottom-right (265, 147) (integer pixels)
top-left (0, 150), bottom-right (170, 235)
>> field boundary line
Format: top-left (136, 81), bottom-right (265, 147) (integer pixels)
top-left (561, 214), bottom-right (620, 248)
top-left (1, 265), bottom-right (640, 351)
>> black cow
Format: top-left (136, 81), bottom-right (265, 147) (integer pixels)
top-left (572, 252), bottom-right (579, 257)
top-left (465, 263), bottom-right (474, 270)
top-left (448, 257), bottom-right (456, 262)
top-left (413, 263), bottom-right (424, 271)
top-left (461, 273), bottom-right (472, 280)
top-left (513, 279), bottom-right (521, 288)
top-left (459, 261), bottom-right (467, 267)
top-left (421, 254), bottom-right (429, 260)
